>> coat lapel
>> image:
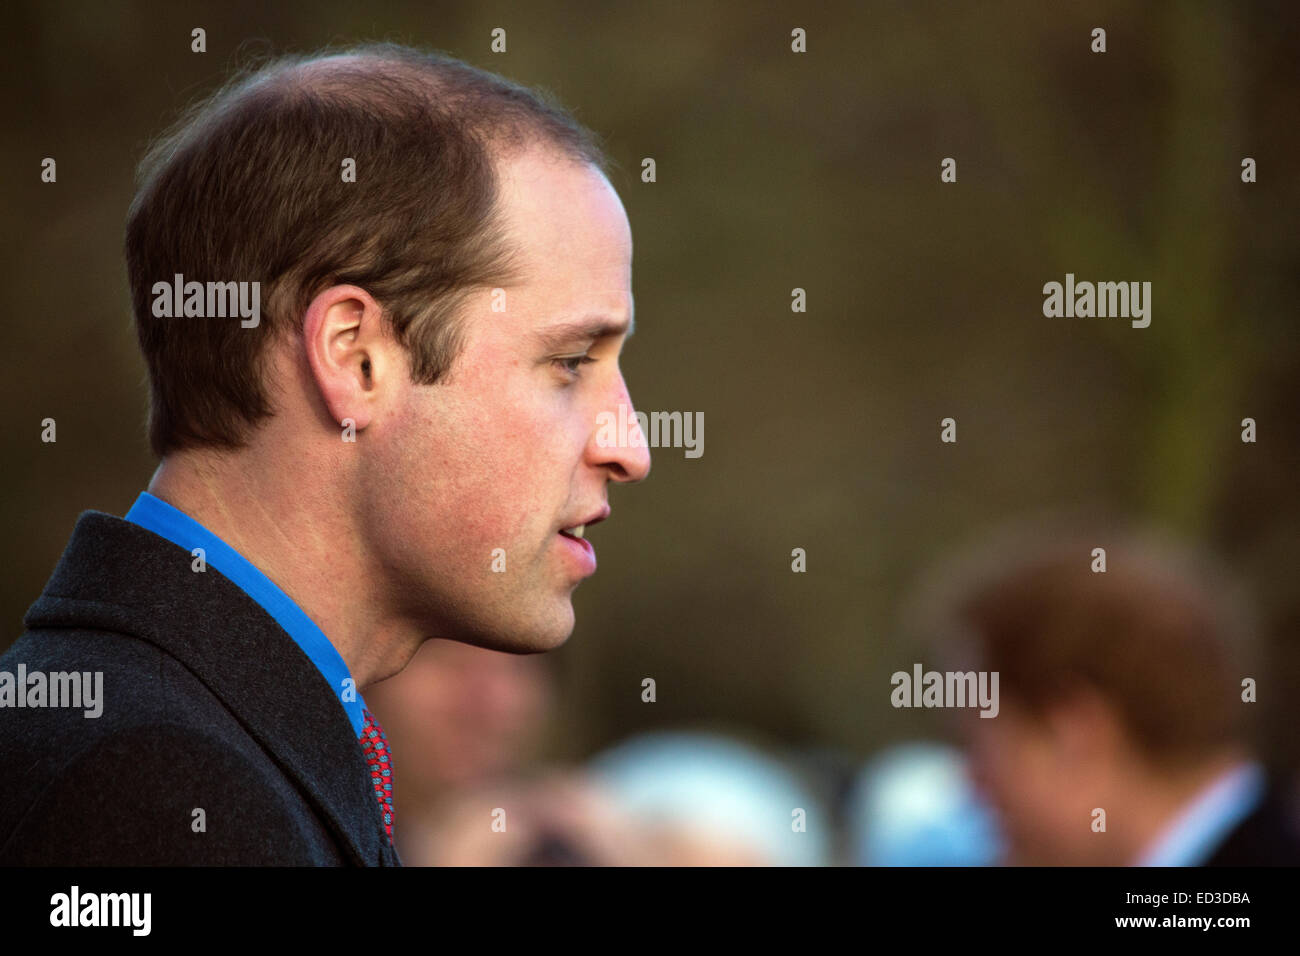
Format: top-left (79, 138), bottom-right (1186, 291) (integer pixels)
top-left (24, 511), bottom-right (399, 866)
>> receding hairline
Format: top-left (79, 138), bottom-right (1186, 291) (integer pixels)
top-left (229, 45), bottom-right (610, 170)
top-left (125, 41), bottom-right (617, 455)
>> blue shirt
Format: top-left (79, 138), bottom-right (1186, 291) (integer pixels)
top-left (124, 491), bottom-right (367, 738)
top-left (1135, 760), bottom-right (1266, 866)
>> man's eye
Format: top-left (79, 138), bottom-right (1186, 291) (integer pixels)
top-left (553, 355), bottom-right (596, 378)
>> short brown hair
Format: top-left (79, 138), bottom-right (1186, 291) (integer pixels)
top-left (918, 524), bottom-right (1256, 766)
top-left (125, 42), bottom-right (611, 457)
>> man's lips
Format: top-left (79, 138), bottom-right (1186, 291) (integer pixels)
top-left (557, 527), bottom-right (597, 575)
top-left (558, 505), bottom-right (611, 540)
top-left (557, 506), bottom-right (609, 576)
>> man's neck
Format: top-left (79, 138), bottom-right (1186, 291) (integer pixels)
top-left (146, 452), bottom-right (421, 689)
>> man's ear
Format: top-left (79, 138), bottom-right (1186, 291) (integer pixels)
top-left (302, 285), bottom-right (392, 431)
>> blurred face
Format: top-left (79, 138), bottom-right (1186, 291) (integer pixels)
top-left (368, 639), bottom-right (552, 793)
top-left (365, 145), bottom-right (651, 652)
top-left (963, 697), bottom-right (1095, 865)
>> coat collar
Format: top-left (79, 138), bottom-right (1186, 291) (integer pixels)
top-left (24, 510), bottom-right (400, 866)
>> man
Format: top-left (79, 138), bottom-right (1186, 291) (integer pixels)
top-left (919, 524), bottom-right (1300, 866)
top-left (0, 43), bottom-right (650, 865)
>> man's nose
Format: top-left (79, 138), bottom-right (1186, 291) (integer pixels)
top-left (591, 381), bottom-right (651, 483)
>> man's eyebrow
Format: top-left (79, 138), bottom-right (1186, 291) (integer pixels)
top-left (532, 313), bottom-right (635, 350)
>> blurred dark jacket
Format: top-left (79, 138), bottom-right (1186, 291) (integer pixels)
top-left (1204, 777), bottom-right (1300, 866)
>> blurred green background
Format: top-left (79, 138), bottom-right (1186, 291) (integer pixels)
top-left (3, 1), bottom-right (1297, 768)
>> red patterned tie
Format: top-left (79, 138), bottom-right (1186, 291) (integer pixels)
top-left (360, 708), bottom-right (395, 842)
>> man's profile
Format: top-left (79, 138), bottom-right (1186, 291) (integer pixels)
top-left (0, 43), bottom-right (650, 865)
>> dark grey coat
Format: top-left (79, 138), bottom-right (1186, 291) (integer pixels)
top-left (0, 510), bottom-right (401, 866)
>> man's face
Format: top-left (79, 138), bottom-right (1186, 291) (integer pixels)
top-left (365, 145), bottom-right (650, 653)
top-left (964, 696), bottom-right (1100, 865)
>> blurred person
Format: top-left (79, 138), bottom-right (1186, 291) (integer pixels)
top-left (365, 638), bottom-right (556, 863)
top-left (848, 742), bottom-right (1003, 866)
top-left (409, 771), bottom-right (659, 866)
top-left (588, 730), bottom-right (832, 866)
top-left (0, 43), bottom-right (650, 865)
top-left (912, 522), bottom-right (1300, 866)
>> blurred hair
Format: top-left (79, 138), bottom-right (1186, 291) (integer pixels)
top-left (906, 515), bottom-right (1258, 768)
top-left (125, 41), bottom-right (611, 457)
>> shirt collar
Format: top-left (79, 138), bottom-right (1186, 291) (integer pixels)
top-left (123, 491), bottom-right (367, 738)
top-left (1135, 760), bottom-right (1266, 866)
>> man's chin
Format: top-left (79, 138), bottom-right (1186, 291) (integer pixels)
top-left (454, 601), bottom-right (575, 655)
